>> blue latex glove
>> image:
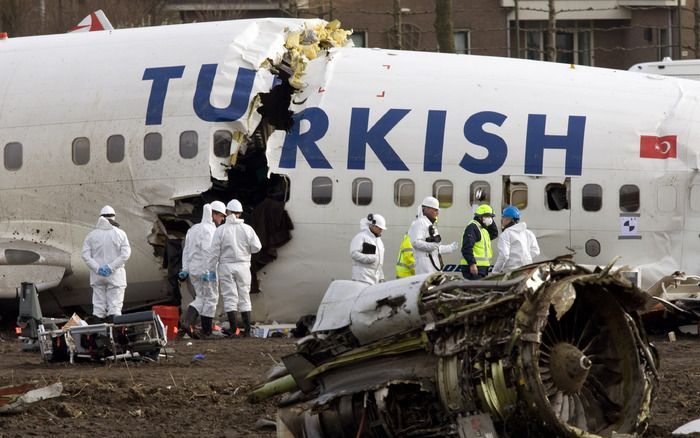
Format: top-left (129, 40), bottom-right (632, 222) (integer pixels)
top-left (178, 271), bottom-right (189, 281)
top-left (201, 272), bottom-right (211, 282)
top-left (208, 271), bottom-right (217, 281)
top-left (97, 265), bottom-right (112, 276)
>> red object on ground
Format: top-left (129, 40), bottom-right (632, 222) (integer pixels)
top-left (152, 305), bottom-right (179, 341)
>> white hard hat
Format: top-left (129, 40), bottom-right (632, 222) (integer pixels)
top-left (421, 196), bottom-right (440, 210)
top-left (226, 199), bottom-right (243, 213)
top-left (368, 213), bottom-right (387, 230)
top-left (100, 205), bottom-right (116, 216)
top-left (210, 201), bottom-right (226, 215)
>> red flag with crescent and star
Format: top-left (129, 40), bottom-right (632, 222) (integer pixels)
top-left (639, 135), bottom-right (677, 159)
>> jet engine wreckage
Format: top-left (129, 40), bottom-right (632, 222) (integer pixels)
top-left (251, 259), bottom-right (658, 437)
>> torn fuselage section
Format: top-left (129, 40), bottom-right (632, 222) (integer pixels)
top-left (141, 20), bottom-right (351, 304)
top-left (252, 260), bottom-right (658, 437)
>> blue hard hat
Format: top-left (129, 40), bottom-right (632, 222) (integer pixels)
top-left (502, 205), bottom-right (520, 220)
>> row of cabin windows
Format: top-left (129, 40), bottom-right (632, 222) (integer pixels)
top-left (2, 131), bottom-right (234, 169)
top-left (311, 177), bottom-right (642, 213)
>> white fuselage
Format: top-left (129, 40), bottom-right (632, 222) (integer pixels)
top-left (1, 19), bottom-right (698, 321)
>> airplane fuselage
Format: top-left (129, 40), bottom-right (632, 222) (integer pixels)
top-left (0, 18), bottom-right (697, 321)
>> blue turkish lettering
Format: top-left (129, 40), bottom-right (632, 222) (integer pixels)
top-left (142, 66), bottom-right (185, 125)
top-left (279, 108), bottom-right (332, 169)
top-left (193, 64), bottom-right (256, 122)
top-left (524, 114), bottom-right (586, 176)
top-left (348, 108), bottom-right (409, 171)
top-left (460, 111), bottom-right (508, 174)
top-left (424, 110), bottom-right (446, 172)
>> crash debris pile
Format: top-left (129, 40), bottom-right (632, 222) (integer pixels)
top-left (17, 282), bottom-right (167, 363)
top-left (251, 260), bottom-right (658, 438)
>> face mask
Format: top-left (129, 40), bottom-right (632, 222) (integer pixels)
top-left (482, 217), bottom-right (494, 226)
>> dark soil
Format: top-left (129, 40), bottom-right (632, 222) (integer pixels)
top-left (0, 332), bottom-right (697, 437)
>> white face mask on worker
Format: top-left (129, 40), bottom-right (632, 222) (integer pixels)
top-left (483, 217), bottom-right (494, 226)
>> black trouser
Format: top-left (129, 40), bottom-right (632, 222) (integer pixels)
top-left (461, 265), bottom-right (490, 280)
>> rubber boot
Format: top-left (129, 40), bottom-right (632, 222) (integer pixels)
top-left (179, 306), bottom-right (199, 338)
top-left (241, 311), bottom-right (251, 337)
top-left (226, 311), bottom-right (238, 337)
top-left (200, 316), bottom-right (214, 339)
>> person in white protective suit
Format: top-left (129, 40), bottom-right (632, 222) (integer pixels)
top-left (349, 214), bottom-right (387, 285)
top-left (81, 205), bottom-right (131, 322)
top-left (492, 205), bottom-right (540, 274)
top-left (206, 199), bottom-right (262, 337)
top-left (177, 201), bottom-right (227, 338)
top-left (407, 196), bottom-right (459, 275)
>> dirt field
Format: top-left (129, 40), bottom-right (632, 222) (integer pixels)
top-left (0, 331), bottom-right (698, 438)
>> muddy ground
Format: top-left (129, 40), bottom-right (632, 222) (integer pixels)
top-left (0, 331), bottom-right (698, 438)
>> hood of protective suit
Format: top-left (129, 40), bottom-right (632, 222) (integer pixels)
top-left (201, 204), bottom-right (214, 226)
top-left (508, 222), bottom-right (527, 233)
top-left (95, 216), bottom-right (113, 230)
top-left (225, 215), bottom-right (244, 225)
top-left (359, 217), bottom-right (370, 230)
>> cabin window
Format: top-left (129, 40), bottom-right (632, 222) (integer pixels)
top-left (510, 183), bottom-right (528, 210)
top-left (394, 179), bottom-right (415, 207)
top-left (352, 177), bottom-right (373, 206)
top-left (546, 180), bottom-right (570, 211)
top-left (470, 181), bottom-right (490, 207)
top-left (433, 180), bottom-right (453, 208)
top-left (657, 184), bottom-right (677, 212)
top-left (582, 184), bottom-right (602, 212)
top-left (72, 137), bottom-right (90, 165)
top-left (619, 184), bottom-right (640, 212)
top-left (4, 142), bottom-right (22, 171)
top-left (144, 133), bottom-right (162, 161)
top-left (312, 176), bottom-right (332, 205)
top-left (691, 185), bottom-right (700, 212)
top-left (213, 130), bottom-right (232, 158)
top-left (107, 135), bottom-right (125, 163)
top-left (180, 131), bottom-right (198, 159)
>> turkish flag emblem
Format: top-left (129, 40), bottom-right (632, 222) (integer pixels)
top-left (640, 135), bottom-right (677, 159)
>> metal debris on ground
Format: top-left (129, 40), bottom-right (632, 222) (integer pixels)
top-left (0, 382), bottom-right (63, 414)
top-left (643, 271), bottom-right (700, 334)
top-left (251, 259), bottom-right (658, 438)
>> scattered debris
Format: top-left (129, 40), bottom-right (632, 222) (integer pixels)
top-left (643, 272), bottom-right (700, 334)
top-left (254, 418), bottom-right (277, 430)
top-left (673, 418), bottom-right (700, 435)
top-left (0, 382), bottom-right (63, 414)
top-left (55, 402), bottom-right (82, 418)
top-left (192, 354), bottom-right (205, 363)
top-left (252, 259), bottom-right (658, 437)
top-left (251, 323), bottom-right (295, 338)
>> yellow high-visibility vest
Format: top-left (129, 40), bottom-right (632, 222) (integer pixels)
top-left (395, 234), bottom-right (415, 278)
top-left (460, 219), bottom-right (492, 267)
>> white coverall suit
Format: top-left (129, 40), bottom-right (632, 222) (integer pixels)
top-left (492, 222), bottom-right (540, 274)
top-left (207, 215), bottom-right (262, 312)
top-left (408, 214), bottom-right (457, 275)
top-left (81, 216), bottom-right (131, 318)
top-left (349, 220), bottom-right (385, 285)
top-left (182, 204), bottom-right (218, 318)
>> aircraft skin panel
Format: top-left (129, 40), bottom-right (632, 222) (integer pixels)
top-left (1, 18), bottom-right (700, 318)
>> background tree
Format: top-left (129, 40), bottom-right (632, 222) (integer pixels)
top-left (434, 0), bottom-right (455, 53)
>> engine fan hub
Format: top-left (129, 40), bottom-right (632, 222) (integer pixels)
top-left (549, 342), bottom-right (591, 394)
